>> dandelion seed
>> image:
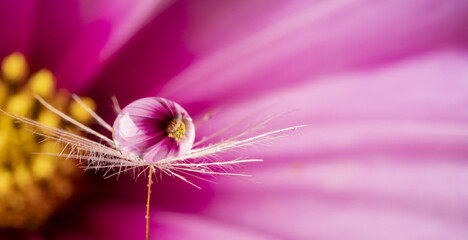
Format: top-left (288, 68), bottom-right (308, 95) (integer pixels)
top-left (9, 94), bottom-right (304, 183)
top-left (4, 83), bottom-right (304, 239)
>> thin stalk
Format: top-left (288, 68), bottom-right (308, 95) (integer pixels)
top-left (146, 167), bottom-right (153, 240)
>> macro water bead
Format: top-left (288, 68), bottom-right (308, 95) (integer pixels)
top-left (112, 97), bottom-right (195, 163)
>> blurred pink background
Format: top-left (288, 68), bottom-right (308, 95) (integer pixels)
top-left (1, 0), bottom-right (468, 239)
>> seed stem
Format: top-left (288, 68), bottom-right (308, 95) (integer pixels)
top-left (146, 167), bottom-right (153, 240)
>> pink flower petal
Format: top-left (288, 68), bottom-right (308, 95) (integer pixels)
top-left (71, 203), bottom-right (274, 240)
top-left (29, 0), bottom-right (172, 92)
top-left (184, 50), bottom-right (468, 239)
top-left (158, 0), bottom-right (468, 108)
top-left (203, 158), bottom-right (468, 240)
top-left (194, 49), bottom-right (468, 148)
top-left (0, 0), bottom-right (37, 57)
top-left (86, 1), bottom-right (193, 107)
top-left (86, 0), bottom-right (468, 111)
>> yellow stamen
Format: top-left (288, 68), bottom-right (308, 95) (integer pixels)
top-left (1, 52), bottom-right (28, 83)
top-left (16, 128), bottom-right (38, 153)
top-left (31, 155), bottom-right (56, 180)
top-left (0, 81), bottom-right (7, 107)
top-left (29, 69), bottom-right (55, 98)
top-left (52, 89), bottom-right (71, 111)
top-left (6, 92), bottom-right (34, 117)
top-left (0, 130), bottom-right (8, 160)
top-left (0, 52), bottom-right (94, 230)
top-left (37, 110), bottom-right (61, 129)
top-left (167, 118), bottom-right (186, 142)
top-left (13, 164), bottom-right (32, 189)
top-left (69, 97), bottom-right (96, 123)
top-left (0, 168), bottom-right (13, 195)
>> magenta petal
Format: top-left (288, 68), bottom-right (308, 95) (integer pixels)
top-left (156, 0), bottom-right (468, 107)
top-left (195, 49), bottom-right (468, 148)
top-left (30, 0), bottom-right (172, 92)
top-left (76, 202), bottom-right (274, 240)
top-left (202, 159), bottom-right (468, 240)
top-left (113, 97), bottom-right (195, 162)
top-left (86, 1), bottom-right (192, 107)
top-left (184, 50), bottom-right (468, 239)
top-left (0, 0), bottom-right (37, 57)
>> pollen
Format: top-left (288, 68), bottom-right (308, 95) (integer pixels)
top-left (1, 52), bottom-right (28, 83)
top-left (167, 118), bottom-right (186, 142)
top-left (69, 96), bottom-right (96, 123)
top-left (29, 69), bottom-right (55, 98)
top-left (0, 52), bottom-right (96, 230)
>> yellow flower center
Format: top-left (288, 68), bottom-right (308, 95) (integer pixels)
top-left (167, 118), bottom-right (186, 142)
top-left (0, 52), bottom-right (96, 230)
